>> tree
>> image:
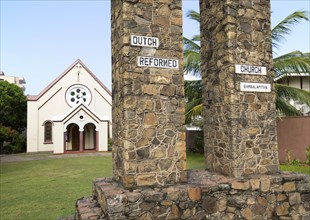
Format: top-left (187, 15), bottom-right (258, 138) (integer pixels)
top-left (184, 10), bottom-right (310, 122)
top-left (0, 81), bottom-right (27, 153)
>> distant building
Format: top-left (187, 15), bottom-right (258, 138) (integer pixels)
top-left (0, 71), bottom-right (26, 91)
top-left (274, 73), bottom-right (310, 115)
top-left (27, 59), bottom-right (112, 154)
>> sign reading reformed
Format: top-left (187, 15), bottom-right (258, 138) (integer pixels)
top-left (240, 82), bottom-right (271, 92)
top-left (131, 35), bottom-right (159, 48)
top-left (137, 56), bottom-right (179, 69)
top-left (235, 64), bottom-right (267, 75)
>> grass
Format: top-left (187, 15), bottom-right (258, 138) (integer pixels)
top-left (187, 152), bottom-right (206, 170)
top-left (0, 153), bottom-right (309, 220)
top-left (280, 164), bottom-right (310, 175)
top-left (0, 156), bottom-right (112, 220)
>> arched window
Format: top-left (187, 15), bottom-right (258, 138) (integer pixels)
top-left (44, 121), bottom-right (53, 143)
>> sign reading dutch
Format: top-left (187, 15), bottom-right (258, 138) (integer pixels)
top-left (131, 35), bottom-right (159, 48)
top-left (131, 35), bottom-right (179, 69)
top-left (137, 56), bottom-right (179, 69)
top-left (235, 64), bottom-right (267, 75)
top-left (240, 82), bottom-right (271, 92)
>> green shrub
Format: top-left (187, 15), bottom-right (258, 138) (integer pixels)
top-left (193, 133), bottom-right (204, 153)
top-left (291, 159), bottom-right (301, 166)
top-left (1, 135), bottom-right (26, 154)
top-left (108, 138), bottom-right (113, 151)
top-left (305, 146), bottom-right (310, 166)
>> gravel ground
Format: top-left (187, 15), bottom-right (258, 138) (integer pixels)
top-left (0, 151), bottom-right (112, 163)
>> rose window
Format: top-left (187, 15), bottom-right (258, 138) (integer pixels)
top-left (66, 85), bottom-right (91, 107)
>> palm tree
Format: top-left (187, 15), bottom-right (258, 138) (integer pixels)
top-left (184, 10), bottom-right (310, 123)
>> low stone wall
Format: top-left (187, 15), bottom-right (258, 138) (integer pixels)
top-left (74, 170), bottom-right (310, 220)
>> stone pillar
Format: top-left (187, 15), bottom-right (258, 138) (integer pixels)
top-left (200, 0), bottom-right (279, 177)
top-left (111, 0), bottom-right (186, 188)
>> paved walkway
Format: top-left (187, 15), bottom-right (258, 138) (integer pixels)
top-left (0, 151), bottom-right (112, 163)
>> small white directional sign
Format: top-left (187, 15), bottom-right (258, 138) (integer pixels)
top-left (235, 64), bottom-right (267, 75)
top-left (137, 56), bottom-right (179, 69)
top-left (240, 82), bottom-right (271, 92)
top-left (131, 35), bottom-right (159, 48)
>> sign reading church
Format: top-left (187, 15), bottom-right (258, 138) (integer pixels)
top-left (27, 59), bottom-right (112, 154)
top-left (235, 64), bottom-right (267, 75)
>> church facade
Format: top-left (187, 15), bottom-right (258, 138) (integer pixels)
top-left (27, 59), bottom-right (112, 154)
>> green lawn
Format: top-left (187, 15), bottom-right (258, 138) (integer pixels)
top-left (0, 153), bottom-right (309, 220)
top-left (280, 164), bottom-right (310, 175)
top-left (0, 156), bottom-right (112, 220)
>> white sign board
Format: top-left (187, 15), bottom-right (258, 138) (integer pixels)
top-left (131, 35), bottom-right (159, 48)
top-left (240, 82), bottom-right (271, 92)
top-left (235, 64), bottom-right (267, 75)
top-left (137, 56), bottom-right (179, 69)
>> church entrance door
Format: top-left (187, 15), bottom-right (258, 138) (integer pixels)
top-left (71, 125), bottom-right (80, 151)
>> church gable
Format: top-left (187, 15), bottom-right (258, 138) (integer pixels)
top-left (27, 59), bottom-right (111, 104)
top-left (27, 59), bottom-right (112, 154)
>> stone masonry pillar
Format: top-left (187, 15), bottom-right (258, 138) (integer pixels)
top-left (200, 0), bottom-right (279, 177)
top-left (111, 0), bottom-right (186, 188)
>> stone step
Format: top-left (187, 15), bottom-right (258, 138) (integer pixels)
top-left (75, 196), bottom-right (105, 220)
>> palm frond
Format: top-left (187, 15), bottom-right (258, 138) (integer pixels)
top-left (274, 51), bottom-right (310, 76)
top-left (275, 84), bottom-right (310, 106)
top-left (272, 10), bottom-right (309, 49)
top-left (183, 37), bottom-right (201, 76)
top-left (184, 80), bottom-right (202, 101)
top-left (186, 10), bottom-right (200, 23)
top-left (183, 36), bottom-right (200, 52)
top-left (184, 53), bottom-right (201, 76)
top-left (186, 102), bottom-right (203, 123)
top-left (276, 97), bottom-right (302, 116)
top-left (192, 35), bottom-right (200, 42)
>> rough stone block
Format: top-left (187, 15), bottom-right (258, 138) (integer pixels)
top-left (289, 192), bottom-right (302, 205)
top-left (250, 179), bottom-right (260, 190)
top-left (164, 187), bottom-right (180, 201)
top-left (277, 194), bottom-right (287, 202)
top-left (283, 182), bottom-right (296, 192)
top-left (167, 204), bottom-right (180, 220)
top-left (143, 190), bottom-right (164, 202)
top-left (241, 207), bottom-right (254, 220)
top-left (188, 187), bottom-right (201, 201)
top-left (232, 180), bottom-right (250, 190)
top-left (126, 192), bottom-right (142, 203)
top-left (260, 178), bottom-right (271, 192)
top-left (136, 174), bottom-right (157, 186)
top-left (276, 202), bottom-right (290, 216)
top-left (202, 196), bottom-right (217, 214)
top-left (257, 196), bottom-right (268, 206)
top-left (217, 198), bottom-right (227, 212)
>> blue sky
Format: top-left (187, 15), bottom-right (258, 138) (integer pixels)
top-left (1, 0), bottom-right (309, 95)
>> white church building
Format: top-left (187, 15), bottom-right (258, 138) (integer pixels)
top-left (27, 59), bottom-right (112, 154)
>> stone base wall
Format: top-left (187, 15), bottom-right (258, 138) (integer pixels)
top-left (74, 170), bottom-right (310, 220)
